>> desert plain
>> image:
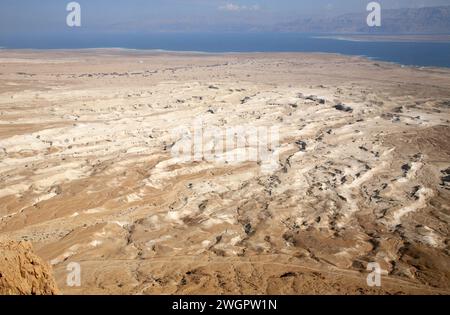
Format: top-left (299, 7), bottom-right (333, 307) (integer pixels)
top-left (0, 49), bottom-right (449, 294)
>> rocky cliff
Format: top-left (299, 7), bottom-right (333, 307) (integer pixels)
top-left (0, 241), bottom-right (59, 295)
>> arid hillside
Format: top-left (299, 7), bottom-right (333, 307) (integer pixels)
top-left (0, 50), bottom-right (449, 294)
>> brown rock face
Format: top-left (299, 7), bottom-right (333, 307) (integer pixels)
top-left (0, 241), bottom-right (59, 295)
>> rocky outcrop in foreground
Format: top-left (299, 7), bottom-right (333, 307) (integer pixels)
top-left (0, 241), bottom-right (59, 295)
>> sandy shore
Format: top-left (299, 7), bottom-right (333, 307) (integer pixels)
top-left (0, 50), bottom-right (449, 294)
top-left (315, 34), bottom-right (450, 43)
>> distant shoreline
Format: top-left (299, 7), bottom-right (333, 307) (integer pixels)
top-left (1, 48), bottom-right (448, 71)
top-left (314, 34), bottom-right (450, 43)
top-left (1, 32), bottom-right (450, 68)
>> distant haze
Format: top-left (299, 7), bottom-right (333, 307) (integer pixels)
top-left (1, 0), bottom-right (450, 34)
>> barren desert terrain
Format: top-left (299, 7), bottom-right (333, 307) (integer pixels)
top-left (0, 50), bottom-right (449, 294)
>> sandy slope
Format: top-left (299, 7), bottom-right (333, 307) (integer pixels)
top-left (0, 50), bottom-right (449, 294)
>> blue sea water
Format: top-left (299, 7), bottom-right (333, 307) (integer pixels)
top-left (1, 32), bottom-right (450, 68)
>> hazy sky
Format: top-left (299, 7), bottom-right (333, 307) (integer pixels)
top-left (1, 0), bottom-right (450, 34)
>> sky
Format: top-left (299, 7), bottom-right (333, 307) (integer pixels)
top-left (1, 0), bottom-right (450, 34)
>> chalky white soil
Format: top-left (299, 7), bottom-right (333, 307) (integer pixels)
top-left (0, 50), bottom-right (449, 294)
